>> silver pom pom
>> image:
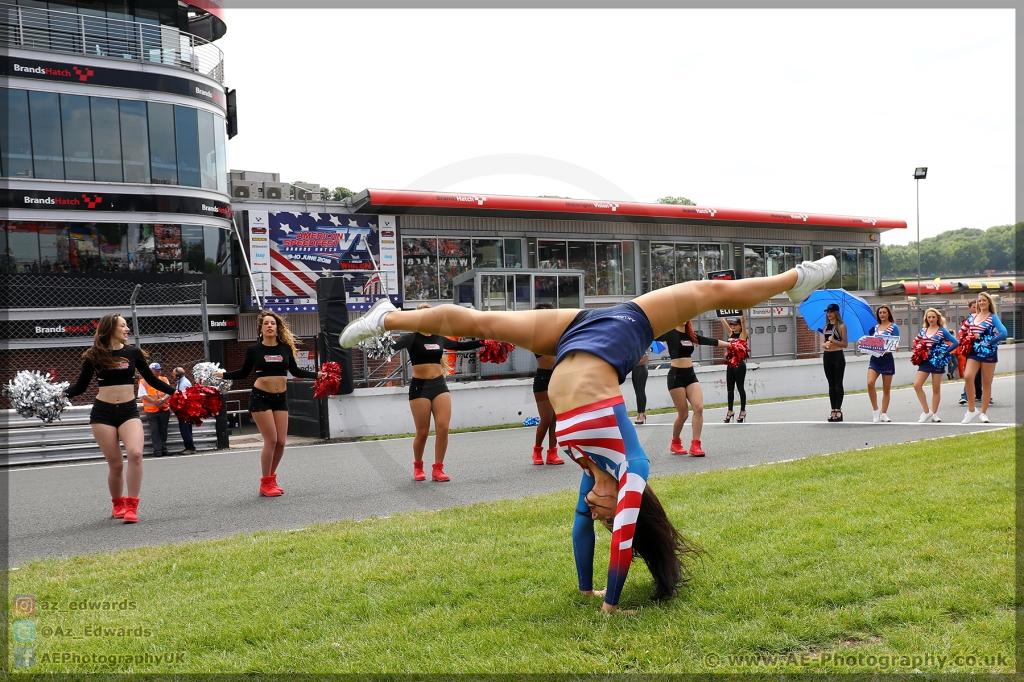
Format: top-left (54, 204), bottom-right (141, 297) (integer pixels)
top-left (3, 370), bottom-right (71, 423)
top-left (192, 361), bottom-right (232, 393)
top-left (360, 332), bottom-right (397, 361)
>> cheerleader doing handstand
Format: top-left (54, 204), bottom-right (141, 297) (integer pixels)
top-left (341, 256), bottom-right (837, 611)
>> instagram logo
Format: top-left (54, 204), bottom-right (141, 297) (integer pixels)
top-left (13, 595), bottom-right (35, 616)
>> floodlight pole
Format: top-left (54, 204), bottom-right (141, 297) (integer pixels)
top-left (916, 177), bottom-right (921, 308)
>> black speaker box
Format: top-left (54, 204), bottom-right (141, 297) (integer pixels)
top-left (316, 278), bottom-right (355, 395)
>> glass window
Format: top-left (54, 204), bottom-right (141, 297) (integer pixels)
top-left (437, 238), bottom-right (469, 299)
top-left (67, 223), bottom-right (99, 273)
top-left (785, 246), bottom-right (803, 273)
top-left (7, 221), bottom-right (40, 273)
top-left (504, 238), bottom-right (522, 268)
top-left (744, 245), bottom-right (765, 279)
top-left (119, 100), bottom-right (150, 183)
top-left (595, 241), bottom-right (621, 296)
top-left (651, 242), bottom-right (675, 289)
top-left (471, 238), bottom-right (503, 269)
top-left (842, 248), bottom-right (858, 290)
top-left (534, 275), bottom-right (556, 307)
top-left (197, 109), bottom-right (217, 190)
top-left (154, 223), bottom-right (182, 271)
top-left (699, 244), bottom-right (722, 278)
top-left (538, 239), bottom-right (566, 269)
top-left (676, 243), bottom-right (698, 282)
top-left (1, 88), bottom-right (34, 178)
top-left (147, 102), bottom-right (176, 185)
top-left (128, 223), bottom-right (155, 272)
top-left (402, 237), bottom-right (437, 300)
top-left (514, 273), bottom-right (531, 309)
top-left (761, 245), bottom-right (783, 276)
top-left (38, 221), bottom-right (66, 272)
top-left (91, 97), bottom-right (122, 182)
top-left (823, 247), bottom-right (841, 288)
top-left (59, 94), bottom-right (94, 181)
top-left (174, 105), bottom-right (200, 188)
top-left (568, 241), bottom-right (595, 296)
top-left (621, 241), bottom-right (636, 295)
top-left (213, 115), bottom-right (227, 194)
top-left (557, 275), bottom-right (581, 308)
top-left (204, 225), bottom-right (232, 274)
top-left (182, 224), bottom-right (205, 273)
top-left (97, 223), bottom-right (128, 271)
top-left (28, 90), bottom-right (63, 179)
top-left (859, 248), bottom-right (876, 291)
top-left (0, 222), bottom-right (8, 273)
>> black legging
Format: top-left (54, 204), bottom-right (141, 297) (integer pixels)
top-left (822, 351), bottom-right (846, 409)
top-left (726, 361), bottom-right (747, 411)
top-left (631, 363), bottom-right (648, 413)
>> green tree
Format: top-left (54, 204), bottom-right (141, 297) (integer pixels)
top-left (328, 187), bottom-right (355, 202)
top-left (657, 195), bottom-right (695, 205)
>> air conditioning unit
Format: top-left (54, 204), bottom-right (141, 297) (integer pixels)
top-left (263, 182), bottom-right (288, 200)
top-left (231, 181), bottom-right (258, 199)
top-left (293, 182), bottom-right (321, 201)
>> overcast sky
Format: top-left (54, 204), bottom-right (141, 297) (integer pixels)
top-left (219, 8), bottom-right (1015, 245)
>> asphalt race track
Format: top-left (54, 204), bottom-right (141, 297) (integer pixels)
top-left (8, 375), bottom-right (1018, 566)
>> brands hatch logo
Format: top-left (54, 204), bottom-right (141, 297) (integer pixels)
top-left (437, 194), bottom-right (486, 206)
top-left (695, 208), bottom-right (717, 218)
top-left (82, 194), bottom-right (102, 208)
top-left (23, 194), bottom-right (102, 208)
top-left (857, 217), bottom-right (878, 226)
top-left (35, 320), bottom-right (98, 334)
top-left (790, 213), bottom-right (808, 222)
top-left (202, 203), bottom-right (231, 217)
top-left (566, 201), bottom-right (620, 212)
top-left (73, 66), bottom-right (95, 82)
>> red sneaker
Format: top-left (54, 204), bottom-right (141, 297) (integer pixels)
top-left (545, 447), bottom-right (565, 465)
top-left (111, 497), bottom-right (126, 519)
top-left (259, 476), bottom-right (283, 497)
top-left (670, 438), bottom-right (687, 455)
top-left (532, 446), bottom-right (544, 465)
top-left (413, 461), bottom-right (426, 481)
top-left (431, 463), bottom-right (450, 482)
top-left (689, 440), bottom-right (706, 457)
top-left (122, 497), bottom-right (139, 523)
top-left (268, 473), bottom-right (283, 495)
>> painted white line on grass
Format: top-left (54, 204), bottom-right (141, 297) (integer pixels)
top-left (642, 421), bottom-right (1019, 427)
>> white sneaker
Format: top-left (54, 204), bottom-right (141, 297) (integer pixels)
top-left (872, 409), bottom-right (881, 423)
top-left (879, 413), bottom-right (891, 422)
top-left (978, 413), bottom-right (990, 423)
top-left (918, 411), bottom-right (933, 423)
top-left (786, 255), bottom-right (838, 304)
top-left (930, 413), bottom-right (942, 423)
top-left (339, 297), bottom-right (399, 348)
top-left (961, 410), bottom-right (978, 424)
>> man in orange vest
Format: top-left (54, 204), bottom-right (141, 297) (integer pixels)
top-left (139, 362), bottom-right (171, 457)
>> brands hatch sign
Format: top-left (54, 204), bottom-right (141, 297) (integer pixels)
top-left (2, 189), bottom-right (231, 219)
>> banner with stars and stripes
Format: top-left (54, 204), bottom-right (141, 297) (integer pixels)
top-left (245, 210), bottom-right (400, 312)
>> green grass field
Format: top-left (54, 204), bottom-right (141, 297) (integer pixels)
top-left (9, 430), bottom-right (1014, 673)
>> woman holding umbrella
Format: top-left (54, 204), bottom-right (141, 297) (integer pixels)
top-left (820, 303), bottom-right (848, 421)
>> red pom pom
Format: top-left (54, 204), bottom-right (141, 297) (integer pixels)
top-left (724, 338), bottom-right (750, 369)
top-left (169, 385), bottom-right (221, 426)
top-left (954, 321), bottom-right (975, 357)
top-left (313, 361), bottom-right (342, 399)
top-left (910, 336), bottom-right (929, 366)
top-left (479, 339), bottom-right (514, 364)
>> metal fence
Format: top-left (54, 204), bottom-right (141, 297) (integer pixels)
top-left (0, 2), bottom-right (225, 83)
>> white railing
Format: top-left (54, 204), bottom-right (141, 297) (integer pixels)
top-left (0, 3), bottom-right (224, 84)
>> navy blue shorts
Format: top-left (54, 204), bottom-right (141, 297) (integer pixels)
top-left (554, 302), bottom-right (655, 385)
top-left (917, 361), bottom-right (945, 375)
top-left (868, 354), bottom-right (895, 376)
top-left (533, 368), bottom-right (553, 393)
top-left (968, 352), bottom-right (998, 364)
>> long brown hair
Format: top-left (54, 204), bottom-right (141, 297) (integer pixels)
top-left (683, 321), bottom-right (697, 344)
top-left (82, 313), bottom-right (144, 369)
top-left (976, 292), bottom-right (996, 315)
top-left (257, 310), bottom-right (300, 356)
top-left (632, 486), bottom-right (705, 601)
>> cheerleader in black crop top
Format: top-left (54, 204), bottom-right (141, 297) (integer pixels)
top-left (65, 314), bottom-right (177, 523)
top-left (215, 311), bottom-right (322, 498)
top-left (393, 317), bottom-right (485, 482)
top-left (656, 322), bottom-right (730, 457)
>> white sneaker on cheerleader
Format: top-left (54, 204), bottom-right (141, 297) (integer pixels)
top-left (918, 411), bottom-right (933, 423)
top-left (872, 409), bottom-right (881, 423)
top-left (339, 297), bottom-right (398, 348)
top-left (879, 413), bottom-right (891, 422)
top-left (961, 410), bottom-right (978, 424)
top-left (786, 255), bottom-right (837, 304)
top-left (930, 413), bottom-right (942, 423)
top-left (978, 413), bottom-right (990, 423)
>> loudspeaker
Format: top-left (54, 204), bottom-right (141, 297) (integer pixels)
top-left (316, 277), bottom-right (354, 395)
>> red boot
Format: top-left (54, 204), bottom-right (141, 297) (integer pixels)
top-left (670, 438), bottom-right (687, 455)
top-left (111, 497), bottom-right (126, 519)
top-left (122, 497), bottom-right (139, 523)
top-left (259, 476), bottom-right (282, 497)
top-left (689, 439), bottom-right (706, 457)
top-left (413, 461), bottom-right (426, 481)
top-left (268, 473), bottom-right (283, 495)
top-left (431, 463), bottom-right (450, 482)
top-left (545, 447), bottom-right (565, 465)
top-left (532, 446), bottom-right (544, 465)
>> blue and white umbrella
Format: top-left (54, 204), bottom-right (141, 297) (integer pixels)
top-left (798, 289), bottom-right (878, 341)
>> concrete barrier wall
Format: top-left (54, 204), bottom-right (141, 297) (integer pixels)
top-left (327, 343), bottom-right (1020, 438)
